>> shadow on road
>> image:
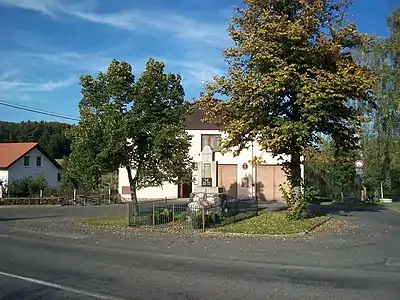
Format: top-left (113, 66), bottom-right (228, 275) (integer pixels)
top-left (0, 215), bottom-right (62, 222)
top-left (308, 203), bottom-right (388, 217)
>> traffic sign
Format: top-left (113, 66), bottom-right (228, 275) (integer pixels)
top-left (356, 168), bottom-right (363, 176)
top-left (355, 160), bottom-right (364, 169)
top-left (242, 163), bottom-right (248, 170)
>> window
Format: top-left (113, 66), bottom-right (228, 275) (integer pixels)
top-left (36, 156), bottom-right (42, 167)
top-left (23, 156), bottom-right (30, 167)
top-left (201, 134), bottom-right (221, 151)
top-left (57, 173), bottom-right (61, 182)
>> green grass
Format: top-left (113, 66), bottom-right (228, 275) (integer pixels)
top-left (212, 212), bottom-right (327, 235)
top-left (83, 215), bottom-right (128, 227)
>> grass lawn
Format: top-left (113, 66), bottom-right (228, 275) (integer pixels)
top-left (83, 215), bottom-right (128, 227)
top-left (211, 212), bottom-right (327, 235)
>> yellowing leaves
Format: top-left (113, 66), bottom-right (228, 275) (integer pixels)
top-left (198, 0), bottom-right (374, 171)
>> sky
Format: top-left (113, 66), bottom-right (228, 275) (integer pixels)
top-left (0, 0), bottom-right (398, 124)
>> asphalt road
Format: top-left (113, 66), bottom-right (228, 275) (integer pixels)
top-left (0, 204), bottom-right (399, 300)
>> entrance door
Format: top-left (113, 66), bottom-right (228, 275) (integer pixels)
top-left (178, 182), bottom-right (192, 198)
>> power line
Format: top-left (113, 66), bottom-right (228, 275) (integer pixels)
top-left (0, 100), bottom-right (79, 121)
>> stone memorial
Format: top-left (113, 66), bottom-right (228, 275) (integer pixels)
top-left (188, 145), bottom-right (221, 212)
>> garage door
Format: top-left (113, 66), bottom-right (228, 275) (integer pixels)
top-left (256, 165), bottom-right (286, 201)
top-left (218, 164), bottom-right (238, 198)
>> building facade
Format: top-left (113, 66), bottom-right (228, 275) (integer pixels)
top-left (0, 143), bottom-right (61, 196)
top-left (118, 107), bottom-right (289, 202)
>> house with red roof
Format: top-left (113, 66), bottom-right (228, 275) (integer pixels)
top-left (0, 143), bottom-right (62, 196)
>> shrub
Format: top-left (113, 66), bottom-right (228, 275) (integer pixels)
top-left (7, 176), bottom-right (48, 197)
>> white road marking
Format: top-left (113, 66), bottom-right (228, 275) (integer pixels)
top-left (0, 270), bottom-right (127, 300)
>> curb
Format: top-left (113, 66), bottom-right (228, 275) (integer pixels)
top-left (304, 217), bottom-right (332, 234)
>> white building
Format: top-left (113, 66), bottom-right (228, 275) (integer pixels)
top-left (118, 107), bottom-right (289, 202)
top-left (0, 143), bottom-right (62, 196)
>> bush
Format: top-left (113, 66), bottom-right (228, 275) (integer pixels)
top-left (7, 176), bottom-right (48, 197)
top-left (189, 211), bottom-right (222, 229)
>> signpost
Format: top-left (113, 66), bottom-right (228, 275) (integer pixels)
top-left (355, 160), bottom-right (364, 169)
top-left (355, 160), bottom-right (364, 201)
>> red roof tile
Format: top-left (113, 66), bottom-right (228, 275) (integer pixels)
top-left (0, 143), bottom-right (38, 168)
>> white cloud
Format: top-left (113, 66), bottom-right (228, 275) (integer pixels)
top-left (0, 0), bottom-right (64, 17)
top-left (161, 57), bottom-right (224, 85)
top-left (0, 0), bottom-right (233, 99)
top-left (0, 0), bottom-right (231, 46)
top-left (74, 9), bottom-right (230, 46)
top-left (0, 77), bottom-right (76, 92)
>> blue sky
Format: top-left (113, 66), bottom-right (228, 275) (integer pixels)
top-left (0, 0), bottom-right (397, 123)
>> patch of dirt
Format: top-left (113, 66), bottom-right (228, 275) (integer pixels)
top-left (310, 218), bottom-right (356, 235)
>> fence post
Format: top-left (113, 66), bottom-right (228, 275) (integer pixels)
top-left (202, 206), bottom-right (205, 231)
top-left (172, 204), bottom-right (175, 224)
top-left (128, 202), bottom-right (131, 226)
top-left (152, 202), bottom-right (155, 227)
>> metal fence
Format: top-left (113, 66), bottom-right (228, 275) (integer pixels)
top-left (128, 198), bottom-right (258, 231)
top-left (0, 189), bottom-right (125, 206)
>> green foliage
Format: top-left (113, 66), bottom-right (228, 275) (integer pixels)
top-left (198, 0), bottom-right (375, 218)
top-left (0, 121), bottom-right (71, 159)
top-left (66, 58), bottom-right (193, 213)
top-left (7, 176), bottom-right (48, 197)
top-left (359, 8), bottom-right (400, 197)
top-left (190, 211), bottom-right (222, 229)
top-left (281, 184), bottom-right (318, 220)
top-left (305, 141), bottom-right (357, 200)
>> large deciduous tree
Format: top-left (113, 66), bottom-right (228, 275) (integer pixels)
top-left (199, 0), bottom-right (375, 218)
top-left (362, 8), bottom-right (400, 198)
top-left (67, 58), bottom-right (193, 214)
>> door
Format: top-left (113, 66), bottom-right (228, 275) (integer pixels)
top-left (178, 182), bottom-right (192, 198)
top-left (256, 165), bottom-right (286, 201)
top-left (218, 164), bottom-right (238, 198)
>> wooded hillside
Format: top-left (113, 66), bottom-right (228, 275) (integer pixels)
top-left (0, 121), bottom-right (72, 159)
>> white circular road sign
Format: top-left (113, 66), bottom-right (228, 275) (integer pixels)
top-left (355, 160), bottom-right (364, 169)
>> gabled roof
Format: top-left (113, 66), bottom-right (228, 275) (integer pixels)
top-left (0, 143), bottom-right (61, 169)
top-left (185, 103), bottom-right (219, 130)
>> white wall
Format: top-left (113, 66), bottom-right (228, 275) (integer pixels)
top-left (118, 167), bottom-right (178, 200)
top-left (188, 130), bottom-right (288, 198)
top-left (8, 147), bottom-right (61, 189)
top-left (0, 170), bottom-right (8, 185)
top-left (0, 170), bottom-right (8, 198)
top-left (118, 129), bottom-right (289, 200)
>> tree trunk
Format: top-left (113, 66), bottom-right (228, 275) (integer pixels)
top-left (126, 167), bottom-right (139, 216)
top-left (287, 153), bottom-right (307, 219)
